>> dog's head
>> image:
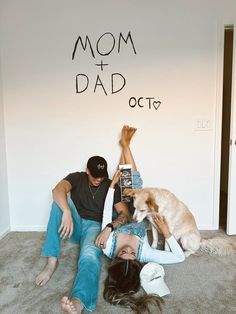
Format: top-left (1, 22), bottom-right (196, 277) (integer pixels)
top-left (124, 188), bottom-right (159, 222)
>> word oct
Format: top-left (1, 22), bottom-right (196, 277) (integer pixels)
top-left (128, 97), bottom-right (161, 110)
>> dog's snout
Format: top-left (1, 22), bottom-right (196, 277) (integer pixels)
top-left (133, 211), bottom-right (138, 222)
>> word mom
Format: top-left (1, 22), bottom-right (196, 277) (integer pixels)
top-left (72, 32), bottom-right (136, 95)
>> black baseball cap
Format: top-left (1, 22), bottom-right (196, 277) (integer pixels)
top-left (87, 156), bottom-right (108, 178)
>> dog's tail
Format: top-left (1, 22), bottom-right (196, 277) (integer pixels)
top-left (200, 237), bottom-right (236, 256)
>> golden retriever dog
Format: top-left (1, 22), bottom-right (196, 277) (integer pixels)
top-left (124, 188), bottom-right (236, 257)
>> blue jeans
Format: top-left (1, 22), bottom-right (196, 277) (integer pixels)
top-left (132, 170), bottom-right (143, 189)
top-left (108, 221), bottom-right (148, 259)
top-left (42, 198), bottom-right (102, 311)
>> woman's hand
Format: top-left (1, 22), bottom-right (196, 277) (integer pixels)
top-left (152, 214), bottom-right (171, 239)
top-left (110, 170), bottom-right (121, 188)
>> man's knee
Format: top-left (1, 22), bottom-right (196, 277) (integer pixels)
top-left (80, 244), bottom-right (102, 261)
top-left (49, 202), bottom-right (63, 221)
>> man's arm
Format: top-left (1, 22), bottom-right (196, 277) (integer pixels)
top-left (108, 170), bottom-right (130, 228)
top-left (52, 179), bottom-right (74, 239)
top-left (112, 201), bottom-right (130, 228)
top-left (95, 200), bottom-right (130, 248)
top-left (95, 170), bottom-right (131, 248)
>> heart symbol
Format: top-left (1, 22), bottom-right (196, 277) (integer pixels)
top-left (153, 101), bottom-right (161, 110)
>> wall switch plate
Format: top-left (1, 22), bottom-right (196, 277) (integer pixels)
top-left (195, 119), bottom-right (212, 131)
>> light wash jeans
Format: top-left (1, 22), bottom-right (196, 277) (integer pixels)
top-left (132, 170), bottom-right (143, 189)
top-left (42, 197), bottom-right (102, 311)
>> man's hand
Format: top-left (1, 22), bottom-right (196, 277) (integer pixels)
top-left (58, 210), bottom-right (74, 239)
top-left (53, 179), bottom-right (73, 239)
top-left (95, 227), bottom-right (112, 249)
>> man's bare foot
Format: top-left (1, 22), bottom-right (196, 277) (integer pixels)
top-left (120, 125), bottom-right (137, 147)
top-left (35, 256), bottom-right (58, 286)
top-left (61, 296), bottom-right (83, 314)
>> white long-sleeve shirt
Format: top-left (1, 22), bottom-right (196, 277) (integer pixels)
top-left (102, 188), bottom-right (185, 264)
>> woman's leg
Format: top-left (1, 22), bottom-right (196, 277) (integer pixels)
top-left (119, 125), bottom-right (137, 170)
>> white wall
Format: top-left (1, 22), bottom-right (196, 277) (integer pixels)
top-left (0, 56), bottom-right (10, 237)
top-left (0, 0), bottom-right (236, 231)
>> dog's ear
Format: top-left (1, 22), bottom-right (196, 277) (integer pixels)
top-left (146, 194), bottom-right (159, 211)
top-left (123, 188), bottom-right (139, 196)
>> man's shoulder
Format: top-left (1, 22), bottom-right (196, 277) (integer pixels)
top-left (63, 171), bottom-right (87, 183)
top-left (104, 177), bottom-right (111, 183)
top-left (65, 171), bottom-right (86, 177)
top-left (98, 177), bottom-right (110, 190)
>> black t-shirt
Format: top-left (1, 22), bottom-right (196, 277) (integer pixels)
top-left (64, 172), bottom-right (121, 222)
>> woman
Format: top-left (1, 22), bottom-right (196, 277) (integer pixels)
top-left (95, 125), bottom-right (185, 313)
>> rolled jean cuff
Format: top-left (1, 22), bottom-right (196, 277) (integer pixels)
top-left (132, 170), bottom-right (143, 189)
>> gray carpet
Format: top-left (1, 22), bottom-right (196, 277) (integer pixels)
top-left (0, 230), bottom-right (236, 314)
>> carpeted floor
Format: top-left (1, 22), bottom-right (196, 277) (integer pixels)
top-left (0, 230), bottom-right (236, 314)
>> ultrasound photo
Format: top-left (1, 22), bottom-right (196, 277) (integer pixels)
top-left (119, 164), bottom-right (133, 202)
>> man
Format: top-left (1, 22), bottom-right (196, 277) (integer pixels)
top-left (35, 156), bottom-right (130, 314)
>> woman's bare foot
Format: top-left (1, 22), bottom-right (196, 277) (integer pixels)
top-left (61, 296), bottom-right (83, 314)
top-left (120, 125), bottom-right (137, 147)
top-left (35, 256), bottom-right (58, 286)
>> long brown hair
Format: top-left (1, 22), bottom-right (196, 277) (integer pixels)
top-left (103, 258), bottom-right (164, 313)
